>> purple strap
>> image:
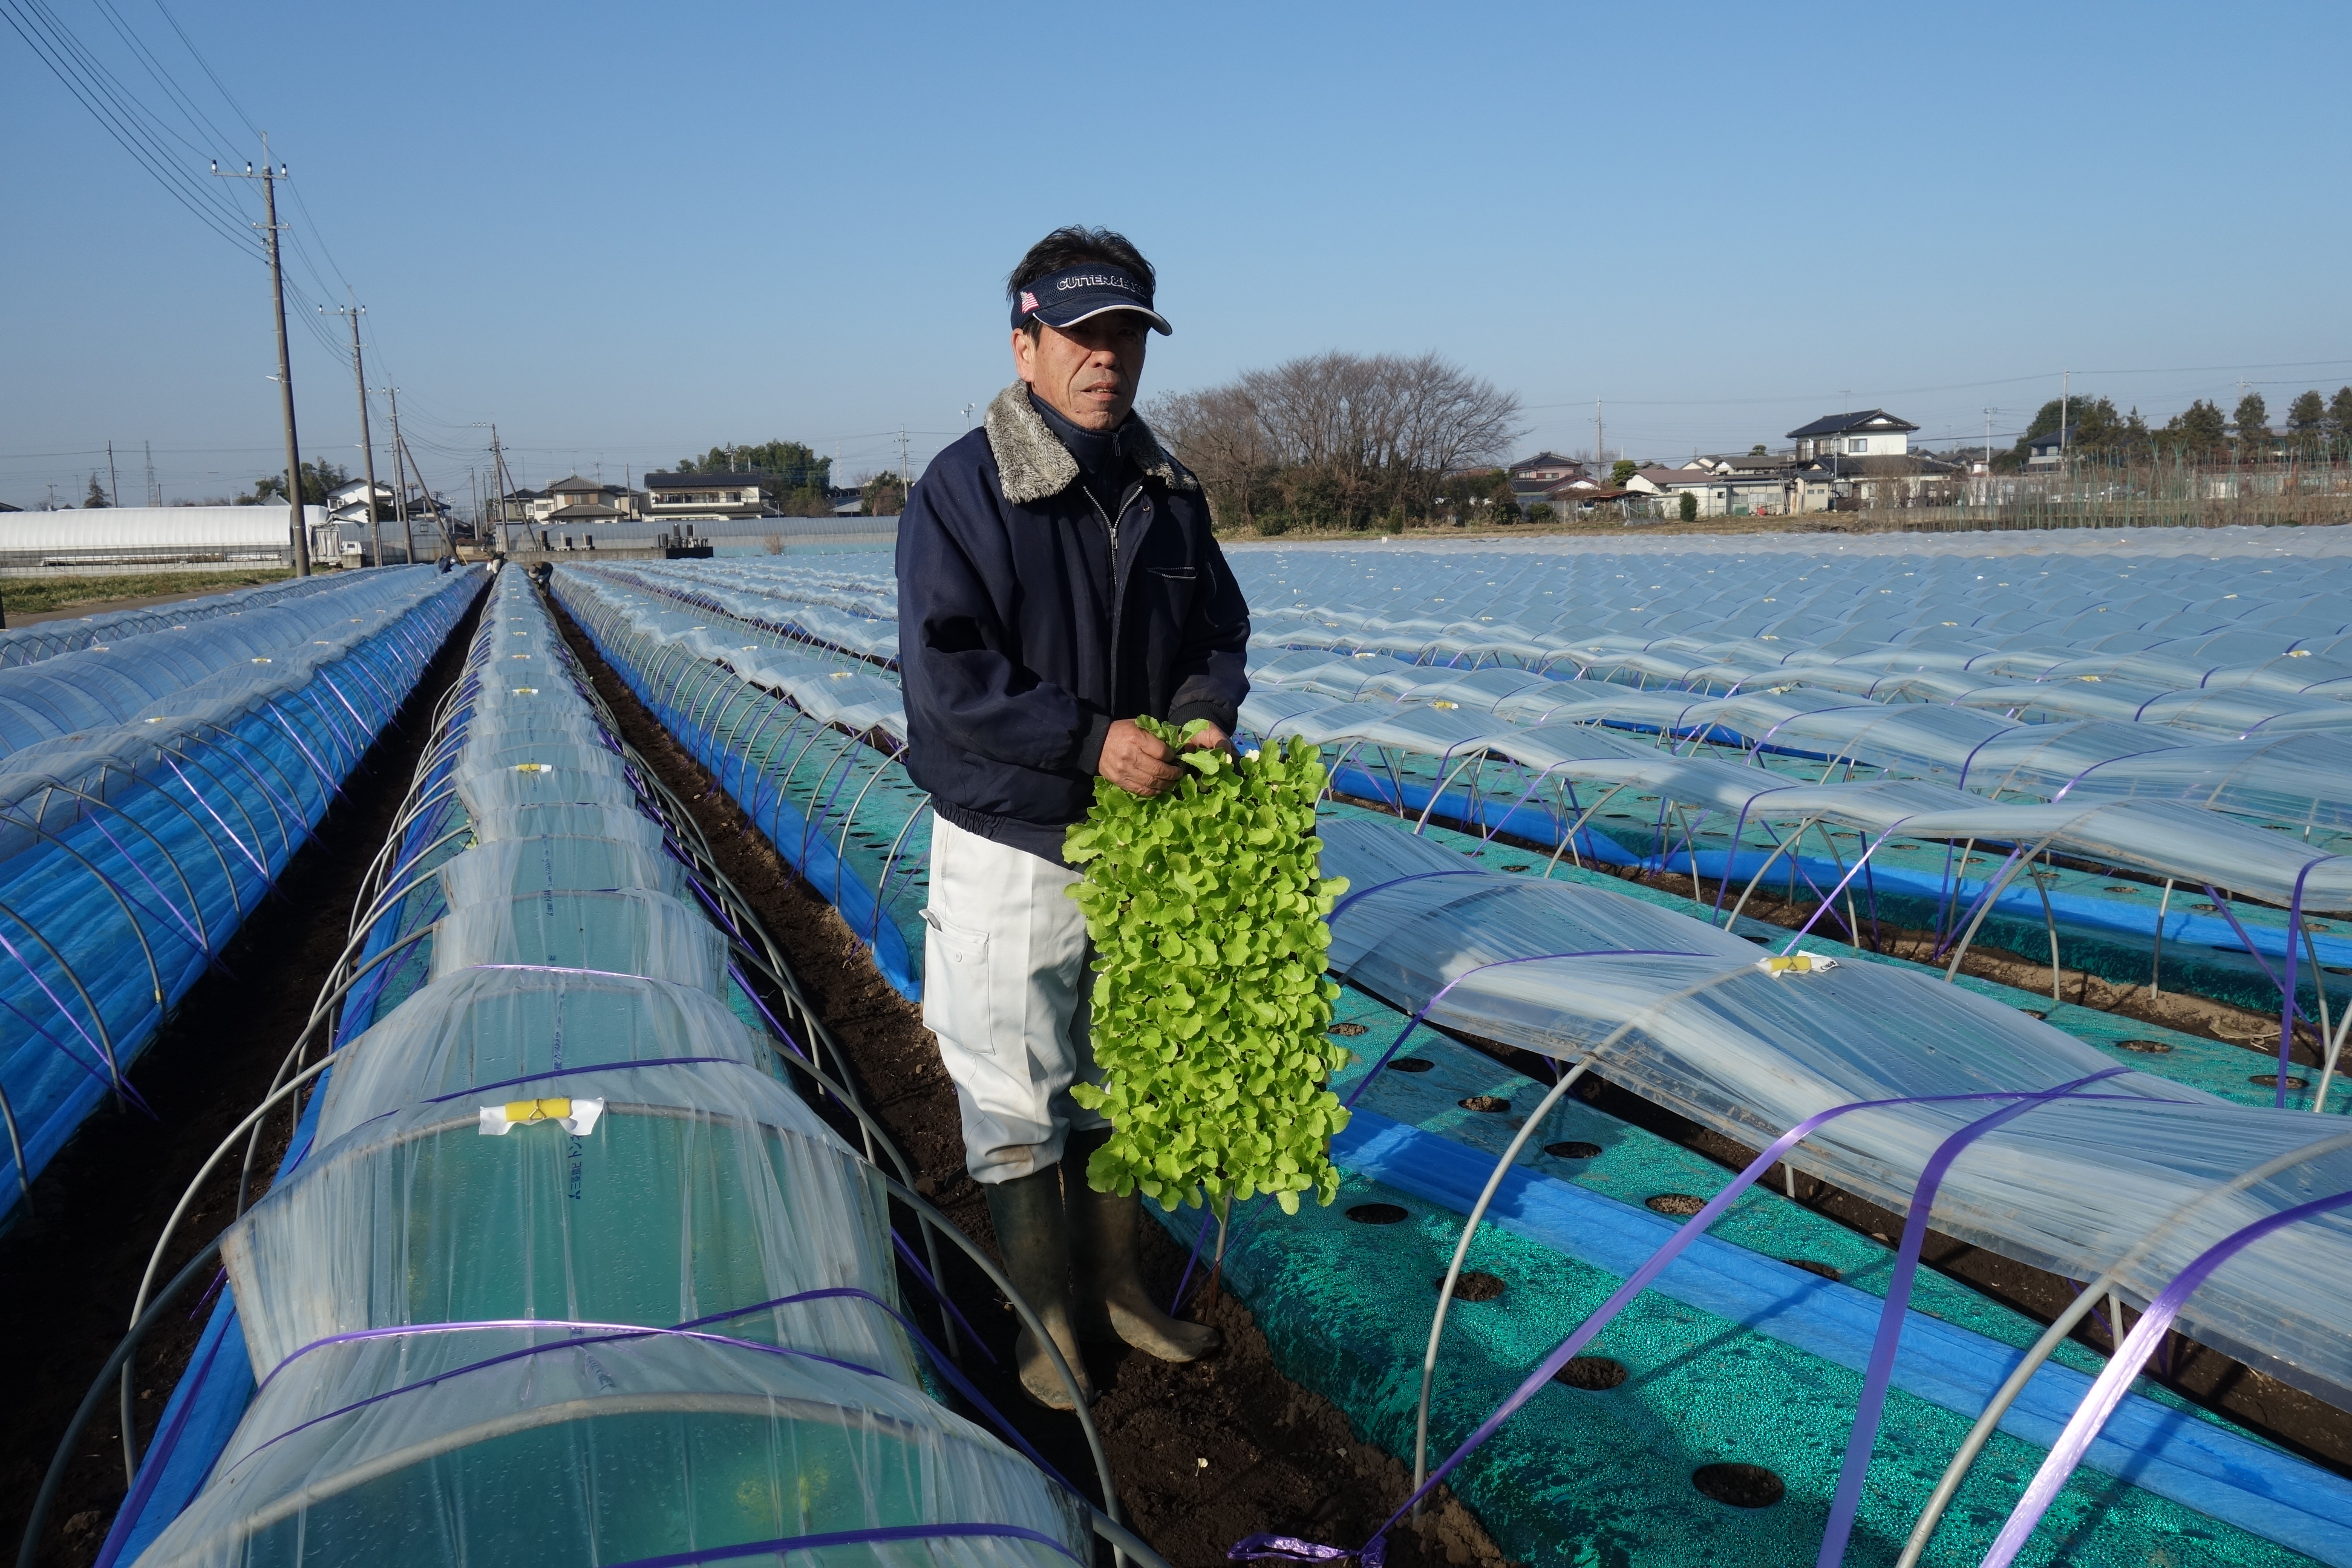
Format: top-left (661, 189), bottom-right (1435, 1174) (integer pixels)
top-left (1814, 1069), bottom-right (2125, 1566)
top-left (889, 1230), bottom-right (996, 1365)
top-left (1253, 1077), bottom-right (2159, 1567)
top-left (1981, 1183), bottom-right (2352, 1567)
top-left (421, 1056), bottom-right (747, 1103)
top-left (601, 1521), bottom-right (1085, 1568)
top-left (1230, 1534), bottom-right (1366, 1566)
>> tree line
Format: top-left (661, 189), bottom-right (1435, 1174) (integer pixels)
top-left (1146, 351), bottom-right (1523, 533)
top-left (1996, 387), bottom-right (2352, 469)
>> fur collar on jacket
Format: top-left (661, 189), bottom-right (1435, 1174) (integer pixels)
top-left (983, 382), bottom-right (1197, 506)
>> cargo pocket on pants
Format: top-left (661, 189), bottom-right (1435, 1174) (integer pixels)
top-left (920, 907), bottom-right (995, 1060)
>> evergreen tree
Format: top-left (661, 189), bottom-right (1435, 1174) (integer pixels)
top-left (83, 473), bottom-right (109, 508)
top-left (2233, 392), bottom-right (2272, 454)
top-left (2329, 388), bottom-right (2352, 449)
top-left (2160, 399), bottom-right (2229, 459)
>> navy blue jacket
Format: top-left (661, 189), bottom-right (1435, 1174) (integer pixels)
top-left (897, 383), bottom-right (1252, 863)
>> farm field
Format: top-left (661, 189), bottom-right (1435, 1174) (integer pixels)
top-left (18, 530), bottom-right (2352, 1568)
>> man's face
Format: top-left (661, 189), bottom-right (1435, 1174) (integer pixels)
top-left (1012, 312), bottom-right (1149, 432)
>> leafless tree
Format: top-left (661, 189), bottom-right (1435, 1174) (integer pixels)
top-left (1146, 384), bottom-right (1275, 529)
top-left (1147, 351), bottom-right (1521, 531)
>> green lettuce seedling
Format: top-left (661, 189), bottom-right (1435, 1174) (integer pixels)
top-left (1064, 717), bottom-right (1350, 1217)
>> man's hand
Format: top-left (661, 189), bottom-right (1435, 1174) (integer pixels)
top-left (1181, 724), bottom-right (1233, 756)
top-left (1099, 718), bottom-right (1184, 796)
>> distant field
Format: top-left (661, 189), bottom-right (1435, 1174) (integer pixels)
top-left (0, 566), bottom-right (293, 616)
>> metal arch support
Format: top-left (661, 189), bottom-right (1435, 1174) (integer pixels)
top-left (0, 894), bottom-right (126, 1108)
top-left (1546, 780), bottom-right (1636, 878)
top-left (1720, 815), bottom-right (1824, 931)
top-left (0, 809), bottom-right (168, 1010)
top-left (5, 777), bottom-right (214, 959)
top-left (1943, 835), bottom-right (2059, 984)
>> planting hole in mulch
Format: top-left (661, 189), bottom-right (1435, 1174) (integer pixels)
top-left (2019, 1008), bottom-right (2048, 1019)
top-left (1693, 1463), bottom-right (1785, 1508)
top-left (1553, 1356), bottom-right (1628, 1390)
top-left (1437, 1271), bottom-right (1507, 1302)
top-left (2253, 1074), bottom-right (2310, 1089)
top-left (1328, 1022), bottom-right (1368, 1036)
top-left (1459, 1096), bottom-right (1511, 1114)
top-left (1785, 1259), bottom-right (1843, 1281)
top-left (1347, 1203), bottom-right (1410, 1226)
top-left (1544, 1141), bottom-right (1602, 1160)
top-left (1387, 1057), bottom-right (1435, 1073)
top-left (1500, 864), bottom-right (1530, 873)
top-left (2115, 1038), bottom-right (2175, 1053)
top-left (1646, 1193), bottom-right (1708, 1217)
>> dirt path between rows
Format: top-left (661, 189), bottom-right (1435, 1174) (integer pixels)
top-left (549, 599), bottom-right (1514, 1568)
top-left (0, 592), bottom-right (484, 1566)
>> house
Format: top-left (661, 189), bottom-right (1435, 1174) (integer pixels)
top-left (2025, 431), bottom-right (2066, 468)
top-left (1509, 452), bottom-right (1586, 484)
top-left (540, 474), bottom-right (646, 524)
top-left (1508, 452), bottom-right (1587, 511)
top-left (1625, 466), bottom-right (1793, 518)
top-left (1787, 410), bottom-right (1918, 462)
top-left (326, 479), bottom-right (397, 526)
top-left (644, 470), bottom-right (779, 520)
top-left (1834, 452), bottom-right (1967, 507)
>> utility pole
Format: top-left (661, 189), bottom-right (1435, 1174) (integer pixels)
top-left (1984, 408), bottom-right (1994, 468)
top-left (327, 295), bottom-right (383, 567)
top-left (386, 386), bottom-right (415, 565)
top-left (144, 440), bottom-right (158, 506)
top-left (898, 426), bottom-right (909, 489)
top-left (469, 467), bottom-right (482, 548)
top-left (214, 136), bottom-right (311, 575)
top-left (488, 425), bottom-right (519, 554)
top-left (106, 442), bottom-right (119, 508)
top-left (1594, 400), bottom-right (1604, 471)
top-left (2060, 370), bottom-right (2070, 457)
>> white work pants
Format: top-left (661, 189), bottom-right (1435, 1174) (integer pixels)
top-left (920, 814), bottom-right (1108, 1184)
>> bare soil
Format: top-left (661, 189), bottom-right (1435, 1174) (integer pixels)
top-left (550, 601), bottom-right (1515, 1568)
top-left (0, 592), bottom-right (483, 1566)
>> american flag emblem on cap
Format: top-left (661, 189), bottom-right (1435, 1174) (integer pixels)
top-left (1019, 291), bottom-right (1039, 312)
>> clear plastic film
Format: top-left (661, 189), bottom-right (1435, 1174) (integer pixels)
top-left (225, 1071), bottom-right (919, 1386)
top-left (131, 1331), bottom-right (1085, 1568)
top-left (1319, 813), bottom-right (2352, 1412)
top-left (139, 569), bottom-right (1079, 1568)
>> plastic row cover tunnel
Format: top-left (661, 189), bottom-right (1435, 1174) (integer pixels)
top-left (128, 569), bottom-right (1082, 1568)
top-left (1318, 812), bottom-right (2352, 1414)
top-left (0, 574), bottom-right (350, 671)
top-left (549, 563), bottom-right (931, 1001)
top-left (0, 566), bottom-right (486, 1223)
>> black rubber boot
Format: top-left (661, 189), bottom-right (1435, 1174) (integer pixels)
top-left (982, 1167), bottom-right (1093, 1410)
top-left (1065, 1128), bottom-right (1224, 1362)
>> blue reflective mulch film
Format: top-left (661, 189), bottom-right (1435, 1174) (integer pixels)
top-left (0, 566), bottom-right (485, 1221)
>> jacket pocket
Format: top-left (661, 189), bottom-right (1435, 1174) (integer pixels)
top-left (1145, 566), bottom-right (1198, 580)
top-left (920, 907), bottom-right (995, 1059)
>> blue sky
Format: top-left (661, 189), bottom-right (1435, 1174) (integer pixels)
top-left (5, 0), bottom-right (2349, 508)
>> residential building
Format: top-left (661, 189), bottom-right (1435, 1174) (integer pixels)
top-left (326, 479), bottom-right (397, 528)
top-left (2025, 431), bottom-right (2066, 468)
top-left (540, 473), bottom-right (647, 524)
top-left (1625, 466), bottom-right (1794, 517)
top-left (1787, 410), bottom-right (1918, 462)
top-left (1834, 452), bottom-right (1967, 507)
top-left (644, 470), bottom-right (779, 520)
top-left (1508, 452), bottom-right (1586, 484)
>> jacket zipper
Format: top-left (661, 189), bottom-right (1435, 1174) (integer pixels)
top-left (1089, 481), bottom-right (1148, 715)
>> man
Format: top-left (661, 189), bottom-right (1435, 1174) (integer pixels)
top-left (896, 227), bottom-right (1250, 1408)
